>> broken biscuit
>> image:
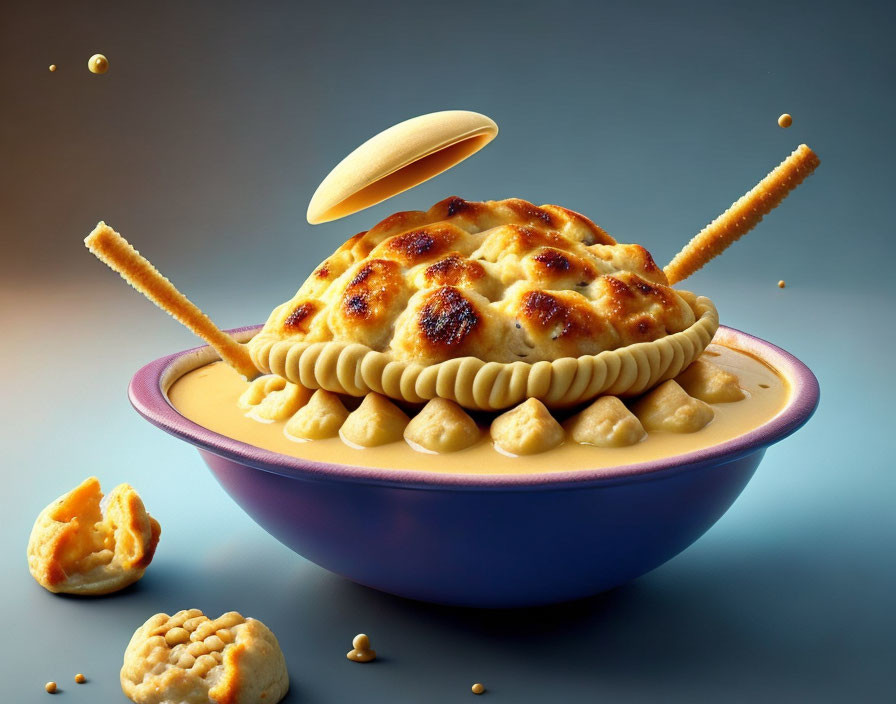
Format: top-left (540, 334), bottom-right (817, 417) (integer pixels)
top-left (340, 393), bottom-right (410, 447)
top-left (238, 375), bottom-right (311, 421)
top-left (491, 398), bottom-right (564, 455)
top-left (120, 609), bottom-right (288, 704)
top-left (632, 380), bottom-right (714, 433)
top-left (27, 477), bottom-right (160, 595)
top-left (404, 398), bottom-right (480, 453)
top-left (564, 396), bottom-right (646, 447)
top-left (675, 358), bottom-right (746, 403)
top-left (284, 389), bottom-right (349, 440)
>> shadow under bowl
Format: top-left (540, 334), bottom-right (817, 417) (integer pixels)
top-left (129, 326), bottom-right (818, 608)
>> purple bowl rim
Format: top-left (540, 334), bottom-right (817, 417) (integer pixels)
top-left (129, 325), bottom-right (819, 491)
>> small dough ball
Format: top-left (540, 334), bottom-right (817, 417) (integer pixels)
top-left (88, 54), bottom-right (109, 74)
top-left (340, 393), bottom-right (409, 447)
top-left (675, 358), bottom-right (745, 403)
top-left (564, 396), bottom-right (646, 447)
top-left (238, 375), bottom-right (311, 421)
top-left (120, 609), bottom-right (289, 704)
top-left (404, 398), bottom-right (480, 453)
top-left (284, 390), bottom-right (349, 440)
top-left (778, 113), bottom-right (792, 128)
top-left (490, 398), bottom-right (564, 455)
top-left (632, 380), bottom-right (714, 433)
top-left (27, 477), bottom-right (161, 595)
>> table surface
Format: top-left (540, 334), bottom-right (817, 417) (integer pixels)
top-left (2, 1), bottom-right (894, 701)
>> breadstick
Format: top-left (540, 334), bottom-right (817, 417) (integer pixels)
top-left (664, 144), bottom-right (820, 285)
top-left (85, 222), bottom-right (259, 379)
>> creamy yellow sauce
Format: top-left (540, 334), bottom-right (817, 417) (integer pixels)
top-left (167, 344), bottom-right (788, 475)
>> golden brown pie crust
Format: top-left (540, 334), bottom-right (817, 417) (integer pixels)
top-left (249, 197), bottom-right (719, 410)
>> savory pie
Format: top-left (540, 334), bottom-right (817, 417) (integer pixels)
top-left (249, 196), bottom-right (718, 410)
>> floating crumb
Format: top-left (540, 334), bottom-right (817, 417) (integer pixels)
top-left (48, 64), bottom-right (57, 72)
top-left (778, 113), bottom-right (792, 128)
top-left (778, 280), bottom-right (786, 288)
top-left (347, 633), bottom-right (376, 662)
top-left (88, 54), bottom-right (109, 74)
top-left (472, 682), bottom-right (486, 695)
top-left (45, 682), bottom-right (57, 693)
top-left (75, 673), bottom-right (86, 684)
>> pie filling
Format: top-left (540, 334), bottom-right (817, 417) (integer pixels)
top-left (168, 343), bottom-right (788, 476)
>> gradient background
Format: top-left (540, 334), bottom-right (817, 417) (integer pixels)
top-left (2, 1), bottom-right (894, 701)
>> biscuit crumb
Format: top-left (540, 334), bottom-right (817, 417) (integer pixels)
top-left (45, 682), bottom-right (57, 693)
top-left (48, 64), bottom-right (57, 72)
top-left (347, 633), bottom-right (376, 662)
top-left (778, 280), bottom-right (786, 288)
top-left (27, 477), bottom-right (160, 595)
top-left (778, 113), bottom-right (793, 128)
top-left (472, 682), bottom-right (486, 694)
top-left (88, 54), bottom-right (109, 74)
top-left (75, 674), bottom-right (86, 684)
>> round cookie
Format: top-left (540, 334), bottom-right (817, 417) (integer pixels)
top-left (120, 609), bottom-right (288, 704)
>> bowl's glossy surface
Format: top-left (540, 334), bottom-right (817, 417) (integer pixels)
top-left (130, 326), bottom-right (818, 607)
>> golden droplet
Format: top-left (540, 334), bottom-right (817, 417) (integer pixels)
top-left (88, 54), bottom-right (109, 74)
top-left (778, 113), bottom-right (792, 128)
top-left (48, 64), bottom-right (57, 72)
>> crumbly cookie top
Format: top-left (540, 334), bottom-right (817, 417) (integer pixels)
top-left (120, 609), bottom-right (288, 704)
top-left (255, 196), bottom-right (696, 364)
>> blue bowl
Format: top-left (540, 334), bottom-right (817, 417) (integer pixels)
top-left (130, 326), bottom-right (818, 607)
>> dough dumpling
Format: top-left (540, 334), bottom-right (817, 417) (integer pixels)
top-left (632, 380), bottom-right (714, 433)
top-left (238, 375), bottom-right (311, 421)
top-left (564, 396), bottom-right (646, 447)
top-left (404, 398), bottom-right (480, 453)
top-left (340, 393), bottom-right (410, 447)
top-left (285, 390), bottom-right (349, 440)
top-left (675, 358), bottom-right (745, 403)
top-left (490, 398), bottom-right (564, 455)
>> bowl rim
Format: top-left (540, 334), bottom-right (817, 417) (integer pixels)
top-left (129, 325), bottom-right (819, 491)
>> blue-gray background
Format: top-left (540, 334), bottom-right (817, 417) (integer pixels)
top-left (2, 1), bottom-right (894, 701)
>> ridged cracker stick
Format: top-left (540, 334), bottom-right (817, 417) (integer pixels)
top-left (85, 222), bottom-right (260, 380)
top-left (664, 144), bottom-right (820, 285)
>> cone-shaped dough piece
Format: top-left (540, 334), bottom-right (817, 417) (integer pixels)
top-left (632, 380), bottom-right (714, 433)
top-left (675, 358), bottom-right (745, 403)
top-left (563, 396), bottom-right (646, 447)
top-left (238, 375), bottom-right (312, 421)
top-left (340, 393), bottom-right (410, 447)
top-left (285, 390), bottom-right (349, 440)
top-left (27, 477), bottom-right (161, 595)
top-left (491, 398), bottom-right (564, 455)
top-left (404, 398), bottom-right (480, 453)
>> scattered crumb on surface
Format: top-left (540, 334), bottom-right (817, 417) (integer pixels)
top-left (45, 682), bottom-right (57, 694)
top-left (347, 633), bottom-right (377, 662)
top-left (75, 673), bottom-right (86, 684)
top-left (472, 682), bottom-right (486, 695)
top-left (48, 64), bottom-right (56, 72)
top-left (778, 280), bottom-right (786, 288)
top-left (778, 113), bottom-right (792, 128)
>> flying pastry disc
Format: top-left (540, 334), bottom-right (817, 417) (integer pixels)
top-left (306, 110), bottom-right (498, 224)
